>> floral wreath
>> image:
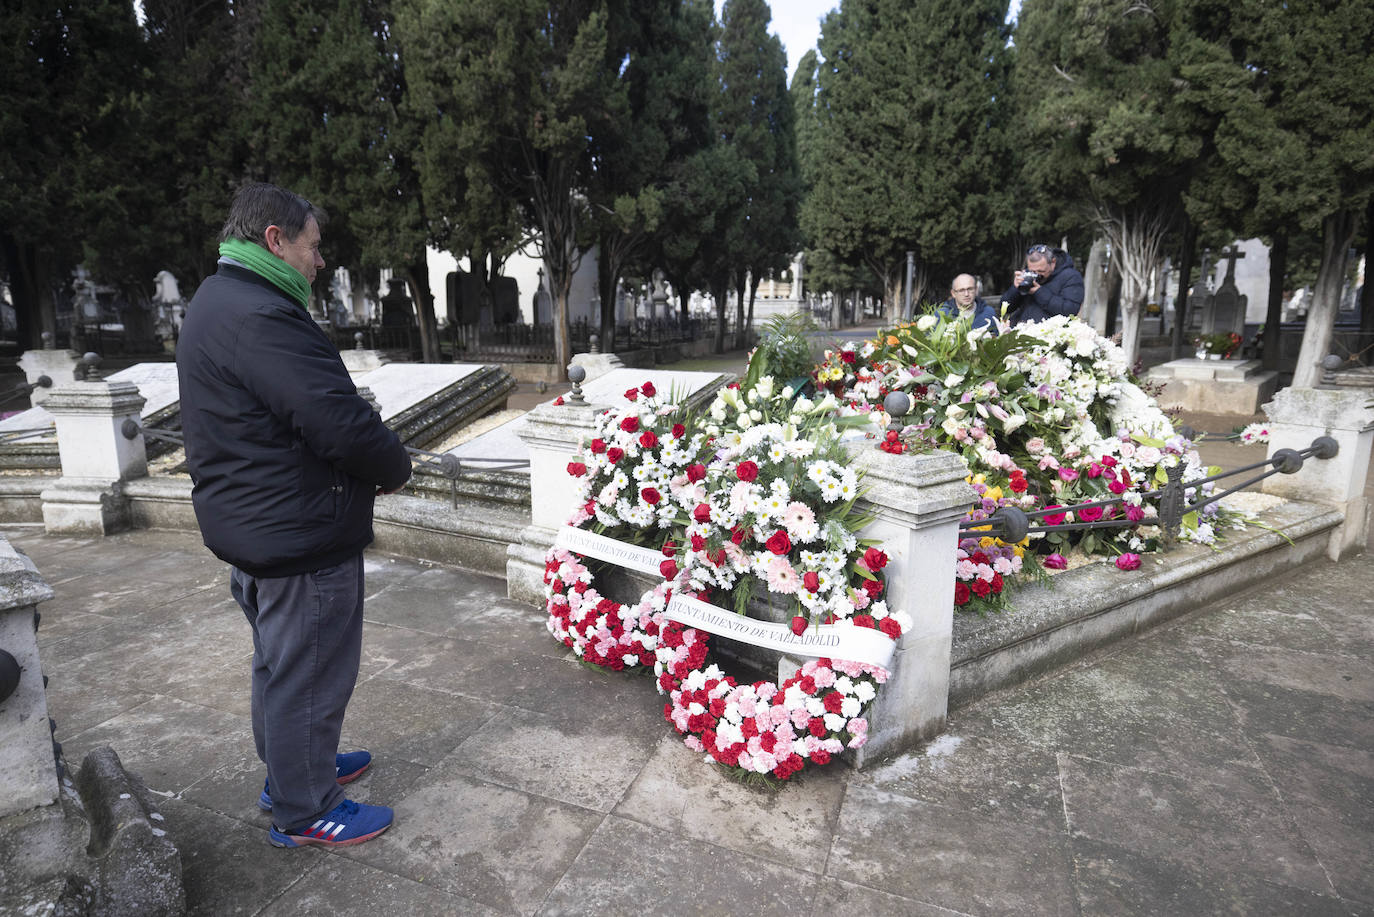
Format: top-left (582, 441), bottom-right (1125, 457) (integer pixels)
top-left (651, 405), bottom-right (908, 779)
top-left (543, 382), bottom-right (706, 671)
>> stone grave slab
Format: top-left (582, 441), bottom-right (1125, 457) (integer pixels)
top-left (1145, 358), bottom-right (1278, 414)
top-left (352, 363), bottom-right (516, 449)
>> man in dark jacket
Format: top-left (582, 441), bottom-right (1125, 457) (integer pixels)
top-left (937, 273), bottom-right (1000, 334)
top-left (1000, 243), bottom-right (1084, 325)
top-left (177, 182), bottom-right (411, 849)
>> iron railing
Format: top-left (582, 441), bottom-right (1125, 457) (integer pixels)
top-left (958, 434), bottom-right (1338, 547)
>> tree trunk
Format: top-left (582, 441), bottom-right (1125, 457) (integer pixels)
top-left (1360, 198), bottom-right (1374, 365)
top-left (1104, 267), bottom-right (1121, 344)
top-left (1096, 202), bottom-right (1174, 369)
top-left (2, 237), bottom-right (58, 350)
top-left (746, 276), bottom-right (757, 335)
top-left (711, 280), bottom-right (728, 353)
top-left (548, 254), bottom-right (573, 378)
top-left (1170, 219), bottom-right (1197, 360)
top-left (734, 273), bottom-right (747, 350)
top-left (1262, 232), bottom-right (1288, 372)
top-left (404, 256), bottom-right (441, 363)
top-left (596, 237), bottom-right (620, 353)
top-left (1293, 209), bottom-right (1358, 388)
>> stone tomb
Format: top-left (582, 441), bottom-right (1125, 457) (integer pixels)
top-left (0, 361), bottom-right (516, 470)
top-left (1144, 357), bottom-right (1278, 415)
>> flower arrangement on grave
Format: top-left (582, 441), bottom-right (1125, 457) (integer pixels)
top-left (544, 382), bottom-right (710, 671)
top-left (654, 402), bottom-right (904, 778)
top-left (822, 312), bottom-right (1232, 608)
top-left (1192, 331), bottom-right (1242, 358)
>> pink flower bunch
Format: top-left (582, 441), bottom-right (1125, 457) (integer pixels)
top-left (543, 548), bottom-right (672, 671)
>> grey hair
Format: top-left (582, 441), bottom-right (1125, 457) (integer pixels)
top-left (218, 182), bottom-right (327, 244)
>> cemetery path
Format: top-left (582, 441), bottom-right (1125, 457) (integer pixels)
top-left (7, 525), bottom-right (1373, 917)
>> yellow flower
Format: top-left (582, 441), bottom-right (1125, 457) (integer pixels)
top-left (978, 536), bottom-right (995, 548)
top-left (886, 335), bottom-right (900, 346)
top-left (972, 473), bottom-right (986, 485)
top-left (984, 486), bottom-right (1003, 503)
top-left (1013, 545), bottom-right (1025, 557)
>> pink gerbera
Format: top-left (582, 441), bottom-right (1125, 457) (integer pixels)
top-left (766, 556), bottom-right (801, 594)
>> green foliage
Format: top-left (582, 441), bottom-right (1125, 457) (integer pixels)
top-left (743, 312), bottom-right (819, 393)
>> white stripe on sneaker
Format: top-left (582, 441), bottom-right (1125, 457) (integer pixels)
top-left (329, 824), bottom-right (345, 839)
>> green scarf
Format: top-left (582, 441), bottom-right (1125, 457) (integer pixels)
top-left (218, 237), bottom-right (311, 311)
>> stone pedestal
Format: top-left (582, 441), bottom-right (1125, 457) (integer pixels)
top-left (16, 350), bottom-right (82, 406)
top-left (40, 382), bottom-right (147, 536)
top-left (0, 535), bottom-right (57, 817)
top-left (506, 398), bottom-right (604, 604)
top-left (1145, 358), bottom-right (1278, 414)
top-left (845, 445), bottom-right (974, 767)
top-left (1262, 386), bottom-right (1374, 560)
top-left (341, 349), bottom-right (388, 375)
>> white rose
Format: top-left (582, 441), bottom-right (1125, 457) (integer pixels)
top-left (944, 373), bottom-right (965, 388)
top-left (916, 315), bottom-right (938, 331)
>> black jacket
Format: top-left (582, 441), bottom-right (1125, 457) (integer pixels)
top-left (177, 262), bottom-right (411, 577)
top-left (1000, 249), bottom-right (1084, 324)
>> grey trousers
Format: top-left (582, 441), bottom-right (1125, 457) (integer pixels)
top-left (229, 554), bottom-right (364, 831)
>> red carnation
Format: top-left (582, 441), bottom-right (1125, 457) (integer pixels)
top-left (693, 503), bottom-right (712, 523)
top-left (566, 461), bottom-right (587, 477)
top-left (853, 614), bottom-right (876, 629)
top-left (862, 578), bottom-right (884, 599)
top-left (812, 749), bottom-right (831, 765)
top-left (641, 381), bottom-right (657, 397)
top-left (639, 431), bottom-right (659, 449)
top-left (590, 438), bottom-right (606, 454)
top-left (971, 578), bottom-right (992, 598)
top-left (619, 416), bottom-right (639, 433)
top-left (624, 388), bottom-right (640, 402)
top-left (736, 460), bottom-right (759, 482)
top-left (802, 571), bottom-right (820, 593)
top-left (1009, 476), bottom-right (1028, 493)
top-left (823, 692), bottom-right (844, 714)
top-left (879, 617), bottom-right (902, 639)
top-left (790, 615), bottom-right (807, 636)
top-left (741, 719), bottom-right (760, 739)
top-left (863, 547), bottom-right (888, 571)
top-left (809, 718), bottom-right (826, 738)
top-left (642, 487), bottom-right (661, 505)
top-left (954, 582), bottom-right (972, 605)
top-left (765, 530), bottom-right (792, 555)
top-left (671, 423), bottom-right (685, 438)
top-left (686, 463), bottom-right (706, 483)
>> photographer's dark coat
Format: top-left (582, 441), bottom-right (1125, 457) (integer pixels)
top-left (1000, 249), bottom-right (1085, 324)
top-left (176, 262), bottom-right (412, 577)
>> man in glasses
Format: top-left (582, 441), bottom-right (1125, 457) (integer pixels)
top-left (1000, 243), bottom-right (1084, 325)
top-left (938, 273), bottom-right (999, 335)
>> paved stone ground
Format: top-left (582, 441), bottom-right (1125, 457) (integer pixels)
top-left (7, 524), bottom-right (1372, 917)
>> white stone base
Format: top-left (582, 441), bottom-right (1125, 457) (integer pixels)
top-left (40, 479), bottom-right (130, 536)
top-left (1145, 358), bottom-right (1278, 414)
top-left (0, 538), bottom-right (58, 818)
top-left (15, 350), bottom-right (81, 406)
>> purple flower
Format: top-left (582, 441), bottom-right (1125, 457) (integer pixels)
top-left (1044, 553), bottom-right (1067, 570)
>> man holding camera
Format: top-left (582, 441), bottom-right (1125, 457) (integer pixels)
top-left (1000, 243), bottom-right (1084, 325)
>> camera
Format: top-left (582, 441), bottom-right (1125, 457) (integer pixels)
top-left (1017, 272), bottom-right (1039, 294)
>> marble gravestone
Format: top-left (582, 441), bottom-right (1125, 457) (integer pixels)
top-left (1202, 246), bottom-right (1247, 338)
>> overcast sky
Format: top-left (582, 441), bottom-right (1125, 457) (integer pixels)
top-left (718, 1), bottom-right (1024, 79)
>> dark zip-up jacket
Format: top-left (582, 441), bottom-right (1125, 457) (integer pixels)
top-left (1000, 249), bottom-right (1085, 324)
top-left (938, 297), bottom-right (1000, 334)
top-left (177, 262), bottom-right (411, 577)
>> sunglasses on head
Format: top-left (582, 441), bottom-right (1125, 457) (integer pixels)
top-left (1026, 244), bottom-right (1051, 256)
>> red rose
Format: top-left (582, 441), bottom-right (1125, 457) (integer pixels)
top-left (624, 388), bottom-right (640, 401)
top-left (863, 547), bottom-right (888, 571)
top-left (642, 487), bottom-right (661, 505)
top-left (590, 438), bottom-right (606, 454)
top-left (619, 416), bottom-right (639, 433)
top-left (802, 571), bottom-right (820, 592)
top-left (693, 503), bottom-right (712, 523)
top-left (641, 381), bottom-right (657, 397)
top-left (879, 617), bottom-right (902, 639)
top-left (686, 463), bottom-right (706, 483)
top-left (661, 540), bottom-right (677, 556)
top-left (862, 578), bottom-right (884, 598)
top-left (566, 461), bottom-right (587, 477)
top-left (639, 431), bottom-right (658, 449)
top-left (1009, 476), bottom-right (1028, 493)
top-left (840, 350), bottom-right (856, 364)
top-left (671, 423), bottom-right (685, 438)
top-left (607, 447), bottom-right (624, 464)
top-left (1077, 505), bottom-right (1104, 522)
top-left (1043, 505), bottom-right (1066, 525)
top-left (765, 530), bottom-right (792, 555)
top-left (790, 615), bottom-right (807, 636)
top-left (1101, 455), bottom-right (1118, 467)
top-left (660, 559), bottom-right (678, 579)
top-left (690, 533), bottom-right (706, 551)
top-left (1108, 480), bottom-right (1127, 495)
top-left (731, 526), bottom-right (747, 545)
top-left (736, 461), bottom-right (759, 482)
top-left (954, 582), bottom-right (971, 605)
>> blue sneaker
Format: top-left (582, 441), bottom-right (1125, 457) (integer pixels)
top-left (257, 750), bottom-right (372, 810)
top-left (268, 799), bottom-right (393, 848)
